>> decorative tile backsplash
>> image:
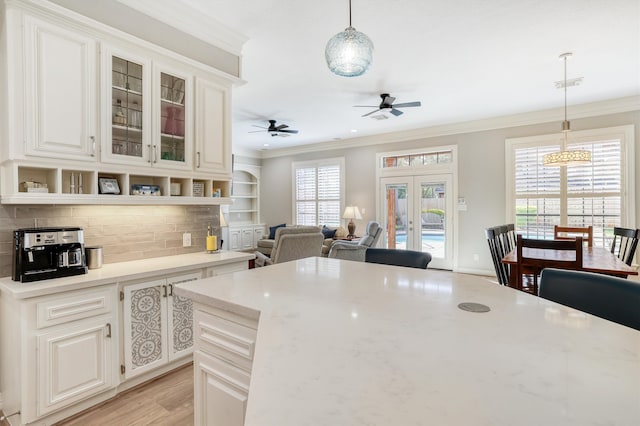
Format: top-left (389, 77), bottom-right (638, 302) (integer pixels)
top-left (0, 204), bottom-right (222, 278)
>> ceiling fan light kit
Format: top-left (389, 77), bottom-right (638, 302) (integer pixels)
top-left (543, 52), bottom-right (591, 167)
top-left (325, 0), bottom-right (374, 77)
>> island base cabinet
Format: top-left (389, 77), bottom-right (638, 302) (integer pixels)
top-left (194, 351), bottom-right (250, 426)
top-left (37, 319), bottom-right (114, 417)
top-left (192, 304), bottom-right (258, 426)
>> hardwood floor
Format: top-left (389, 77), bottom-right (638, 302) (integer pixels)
top-left (55, 364), bottom-right (194, 426)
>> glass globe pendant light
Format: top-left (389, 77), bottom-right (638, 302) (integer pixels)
top-left (325, 0), bottom-right (374, 77)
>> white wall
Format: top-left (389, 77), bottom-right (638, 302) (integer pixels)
top-left (258, 110), bottom-right (640, 275)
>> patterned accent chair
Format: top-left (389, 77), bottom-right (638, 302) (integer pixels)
top-left (328, 221), bottom-right (382, 262)
top-left (255, 226), bottom-right (324, 266)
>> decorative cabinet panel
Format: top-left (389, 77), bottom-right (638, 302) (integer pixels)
top-left (121, 272), bottom-right (201, 379)
top-left (36, 319), bottom-right (114, 417)
top-left (195, 78), bottom-right (231, 176)
top-left (229, 228), bottom-right (242, 251)
top-left (23, 15), bottom-right (98, 160)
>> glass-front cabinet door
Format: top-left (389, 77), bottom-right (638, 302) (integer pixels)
top-left (101, 48), bottom-right (151, 166)
top-left (155, 67), bottom-right (192, 169)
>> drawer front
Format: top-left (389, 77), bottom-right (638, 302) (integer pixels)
top-left (37, 287), bottom-right (114, 329)
top-left (207, 261), bottom-right (249, 277)
top-left (195, 309), bottom-right (257, 371)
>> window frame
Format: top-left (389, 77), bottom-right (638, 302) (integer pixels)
top-left (291, 157), bottom-right (345, 227)
top-left (505, 125), bottom-right (635, 243)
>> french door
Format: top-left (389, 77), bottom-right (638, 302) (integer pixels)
top-left (380, 175), bottom-right (453, 269)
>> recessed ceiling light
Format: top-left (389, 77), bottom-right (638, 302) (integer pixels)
top-left (263, 143), bottom-right (270, 147)
top-left (350, 129), bottom-right (358, 133)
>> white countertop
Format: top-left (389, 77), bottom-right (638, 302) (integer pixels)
top-left (175, 257), bottom-right (640, 426)
top-left (0, 251), bottom-right (254, 299)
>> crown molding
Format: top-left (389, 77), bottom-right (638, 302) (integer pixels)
top-left (114, 0), bottom-right (248, 55)
top-left (253, 96), bottom-right (640, 159)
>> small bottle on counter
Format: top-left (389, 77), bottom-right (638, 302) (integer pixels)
top-left (70, 172), bottom-right (75, 194)
top-left (206, 225), bottom-right (217, 253)
top-left (78, 173), bottom-right (83, 194)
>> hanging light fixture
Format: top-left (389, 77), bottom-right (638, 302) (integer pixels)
top-left (543, 52), bottom-right (591, 166)
top-left (325, 0), bottom-right (374, 77)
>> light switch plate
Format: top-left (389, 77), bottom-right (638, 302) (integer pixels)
top-left (182, 232), bottom-right (191, 247)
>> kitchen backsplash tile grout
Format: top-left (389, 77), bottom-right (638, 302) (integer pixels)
top-left (0, 204), bottom-right (223, 278)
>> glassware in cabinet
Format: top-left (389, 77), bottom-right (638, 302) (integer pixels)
top-left (159, 72), bottom-right (187, 164)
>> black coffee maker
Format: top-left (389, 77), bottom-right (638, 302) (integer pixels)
top-left (13, 227), bottom-right (88, 282)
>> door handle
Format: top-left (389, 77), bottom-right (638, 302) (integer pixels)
top-left (106, 323), bottom-right (112, 338)
top-left (148, 144), bottom-right (152, 163)
top-left (153, 144), bottom-right (158, 163)
top-left (168, 283), bottom-right (174, 296)
top-left (90, 136), bottom-right (96, 157)
top-left (196, 152), bottom-right (201, 168)
top-left (162, 284), bottom-right (168, 297)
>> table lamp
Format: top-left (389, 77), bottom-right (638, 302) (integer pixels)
top-left (342, 206), bottom-right (362, 238)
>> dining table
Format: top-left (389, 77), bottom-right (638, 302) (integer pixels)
top-left (501, 245), bottom-right (638, 288)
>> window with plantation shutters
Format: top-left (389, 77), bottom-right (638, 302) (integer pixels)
top-left (506, 125), bottom-right (635, 248)
top-left (293, 159), bottom-right (344, 227)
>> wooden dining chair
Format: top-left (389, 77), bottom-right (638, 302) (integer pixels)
top-left (485, 224), bottom-right (516, 285)
top-left (609, 227), bottom-right (639, 266)
top-left (516, 234), bottom-right (583, 294)
top-left (554, 225), bottom-right (593, 247)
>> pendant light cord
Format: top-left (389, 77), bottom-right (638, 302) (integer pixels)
top-left (349, 0), bottom-right (353, 27)
top-left (564, 55), bottom-right (568, 123)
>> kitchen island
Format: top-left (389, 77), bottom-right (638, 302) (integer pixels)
top-left (175, 256), bottom-right (640, 426)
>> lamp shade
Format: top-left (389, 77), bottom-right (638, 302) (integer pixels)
top-left (342, 206), bottom-right (362, 220)
top-left (325, 26), bottom-right (374, 77)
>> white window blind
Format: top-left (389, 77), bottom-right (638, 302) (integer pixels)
top-left (294, 160), bottom-right (343, 226)
top-left (508, 126), bottom-right (634, 248)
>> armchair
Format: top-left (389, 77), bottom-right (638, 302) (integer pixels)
top-left (256, 226), bottom-right (324, 266)
top-left (328, 221), bottom-right (382, 262)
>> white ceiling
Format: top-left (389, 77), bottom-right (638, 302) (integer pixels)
top-left (130, 1), bottom-right (640, 154)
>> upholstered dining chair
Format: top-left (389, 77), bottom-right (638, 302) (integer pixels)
top-left (365, 248), bottom-right (432, 269)
top-left (516, 235), bottom-right (583, 294)
top-left (609, 227), bottom-right (639, 266)
top-left (554, 225), bottom-right (593, 247)
top-left (485, 224), bottom-right (516, 285)
top-left (539, 268), bottom-right (640, 331)
top-left (327, 221), bottom-right (382, 262)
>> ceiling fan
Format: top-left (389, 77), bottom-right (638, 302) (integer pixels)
top-left (354, 93), bottom-right (422, 117)
top-left (249, 119), bottom-right (299, 137)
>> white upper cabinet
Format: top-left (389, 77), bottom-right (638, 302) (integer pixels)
top-left (22, 15), bottom-right (98, 161)
top-left (154, 64), bottom-right (193, 170)
top-left (195, 78), bottom-right (232, 176)
top-left (100, 46), bottom-right (152, 166)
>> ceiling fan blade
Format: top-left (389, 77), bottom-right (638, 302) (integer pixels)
top-left (362, 109), bottom-right (381, 117)
top-left (251, 124), bottom-right (268, 129)
top-left (272, 133), bottom-right (291, 137)
top-left (393, 101), bottom-right (422, 108)
top-left (275, 124), bottom-right (289, 131)
top-left (279, 129), bottom-right (298, 134)
top-left (248, 130), bottom-right (267, 133)
top-left (389, 108), bottom-right (404, 116)
top-left (353, 105), bottom-right (379, 108)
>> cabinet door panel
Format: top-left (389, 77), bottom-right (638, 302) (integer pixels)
top-left (195, 78), bottom-right (230, 175)
top-left (37, 319), bottom-right (114, 416)
top-left (24, 16), bottom-right (96, 160)
top-left (194, 351), bottom-right (249, 426)
top-left (241, 228), bottom-right (254, 249)
top-left (167, 272), bottom-right (202, 360)
top-left (229, 229), bottom-right (241, 250)
top-left (122, 279), bottom-right (168, 379)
